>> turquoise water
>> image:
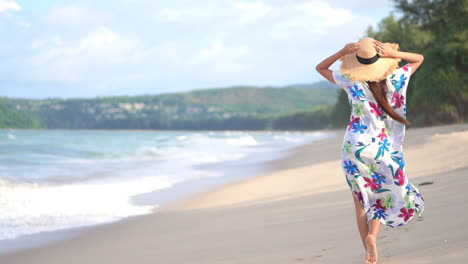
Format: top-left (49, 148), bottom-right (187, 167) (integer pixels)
top-left (0, 129), bottom-right (334, 241)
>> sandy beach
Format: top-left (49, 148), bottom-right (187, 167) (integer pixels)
top-left (1, 124), bottom-right (467, 264)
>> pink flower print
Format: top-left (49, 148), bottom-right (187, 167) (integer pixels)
top-left (392, 92), bottom-right (405, 109)
top-left (394, 168), bottom-right (406, 186)
top-left (369, 102), bottom-right (384, 118)
top-left (347, 116), bottom-right (360, 131)
top-left (364, 177), bottom-right (381, 192)
top-left (401, 64), bottom-right (410, 72)
top-left (373, 199), bottom-right (387, 210)
top-left (398, 207), bottom-right (415, 222)
top-left (377, 128), bottom-right (387, 141)
top-left (353, 191), bottom-right (363, 204)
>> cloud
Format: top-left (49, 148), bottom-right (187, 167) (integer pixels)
top-left (158, 8), bottom-right (183, 22)
top-left (156, 0), bottom-right (271, 26)
top-left (156, 4), bottom-right (218, 23)
top-left (196, 40), bottom-right (249, 61)
top-left (46, 4), bottom-right (112, 26)
top-left (4, 0), bottom-right (393, 98)
top-left (23, 26), bottom-right (143, 84)
top-left (268, 1), bottom-right (369, 39)
top-left (0, 0), bottom-right (20, 12)
top-left (193, 39), bottom-right (250, 75)
top-left (198, 40), bottom-right (224, 59)
top-left (230, 0), bottom-right (272, 25)
top-left (297, 1), bottom-right (355, 28)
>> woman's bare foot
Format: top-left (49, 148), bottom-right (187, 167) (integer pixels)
top-left (365, 234), bottom-right (378, 264)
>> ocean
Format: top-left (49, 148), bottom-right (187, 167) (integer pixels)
top-left (0, 129), bottom-right (335, 244)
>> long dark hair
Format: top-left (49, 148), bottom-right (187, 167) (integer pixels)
top-left (366, 80), bottom-right (411, 125)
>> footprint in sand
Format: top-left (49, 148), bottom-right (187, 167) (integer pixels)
top-left (294, 248), bottom-right (331, 262)
top-left (418, 181), bottom-right (433, 186)
top-left (294, 254), bottom-right (323, 261)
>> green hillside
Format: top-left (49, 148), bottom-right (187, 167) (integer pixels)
top-left (0, 83), bottom-right (339, 130)
top-left (0, 104), bottom-right (42, 129)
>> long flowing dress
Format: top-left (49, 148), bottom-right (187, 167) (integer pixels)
top-left (333, 63), bottom-right (424, 228)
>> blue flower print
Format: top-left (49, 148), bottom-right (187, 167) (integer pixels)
top-left (343, 160), bottom-right (359, 175)
top-left (352, 120), bottom-right (368, 134)
top-left (349, 84), bottom-right (366, 101)
top-left (405, 183), bottom-right (413, 195)
top-left (373, 209), bottom-right (388, 220)
top-left (391, 74), bottom-right (408, 93)
top-left (371, 172), bottom-right (387, 184)
top-left (391, 152), bottom-right (405, 168)
top-left (375, 138), bottom-right (390, 159)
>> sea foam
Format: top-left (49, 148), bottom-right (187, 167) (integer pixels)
top-left (0, 177), bottom-right (173, 240)
top-left (0, 130), bottom-right (334, 242)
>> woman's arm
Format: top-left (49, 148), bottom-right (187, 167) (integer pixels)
top-left (373, 40), bottom-right (424, 75)
top-left (315, 43), bottom-right (362, 83)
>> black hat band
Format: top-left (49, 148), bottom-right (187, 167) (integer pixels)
top-left (356, 53), bottom-right (380, 65)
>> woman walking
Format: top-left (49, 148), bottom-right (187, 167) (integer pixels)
top-left (316, 37), bottom-right (425, 264)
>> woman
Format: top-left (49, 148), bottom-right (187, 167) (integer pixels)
top-left (316, 37), bottom-right (425, 264)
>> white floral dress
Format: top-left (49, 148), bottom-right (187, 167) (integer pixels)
top-left (333, 64), bottom-right (424, 227)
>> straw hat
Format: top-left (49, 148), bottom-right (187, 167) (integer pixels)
top-left (340, 37), bottom-right (401, 82)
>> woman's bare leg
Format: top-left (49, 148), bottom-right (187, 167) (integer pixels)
top-left (352, 194), bottom-right (369, 250)
top-left (365, 219), bottom-right (381, 264)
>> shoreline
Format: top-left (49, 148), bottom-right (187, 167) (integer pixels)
top-left (1, 128), bottom-right (338, 132)
top-left (132, 130), bottom-right (338, 209)
top-left (0, 129), bottom-right (334, 254)
top-left (159, 124), bottom-right (466, 212)
top-left (1, 124), bottom-right (467, 263)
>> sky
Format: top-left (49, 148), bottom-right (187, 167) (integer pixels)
top-left (0, 0), bottom-right (396, 99)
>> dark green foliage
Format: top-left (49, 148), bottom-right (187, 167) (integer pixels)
top-left (367, 0), bottom-right (468, 124)
top-left (271, 106), bottom-right (332, 130)
top-left (330, 90), bottom-right (351, 128)
top-left (0, 103), bottom-right (42, 129)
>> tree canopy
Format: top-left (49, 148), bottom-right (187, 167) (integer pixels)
top-left (369, 0), bottom-right (468, 124)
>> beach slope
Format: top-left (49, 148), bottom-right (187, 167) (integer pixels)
top-left (2, 124), bottom-right (467, 264)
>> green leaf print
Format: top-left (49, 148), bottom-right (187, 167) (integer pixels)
top-left (385, 123), bottom-right (393, 136)
top-left (405, 200), bottom-right (415, 209)
top-left (417, 209), bottom-right (424, 217)
top-left (351, 179), bottom-right (359, 189)
top-left (405, 193), bottom-right (415, 209)
top-left (376, 188), bottom-right (391, 193)
top-left (382, 194), bottom-right (396, 209)
top-left (375, 150), bottom-right (383, 160)
top-left (388, 164), bottom-right (395, 176)
top-left (352, 103), bottom-right (365, 116)
top-left (365, 163), bottom-right (379, 175)
top-left (354, 144), bottom-right (369, 164)
top-left (343, 141), bottom-right (352, 155)
top-left (345, 175), bottom-right (352, 189)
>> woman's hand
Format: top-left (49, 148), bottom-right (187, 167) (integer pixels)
top-left (341, 42), bottom-right (362, 55)
top-left (374, 39), bottom-right (424, 75)
top-left (373, 40), bottom-right (397, 58)
top-left (316, 43), bottom-right (361, 84)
